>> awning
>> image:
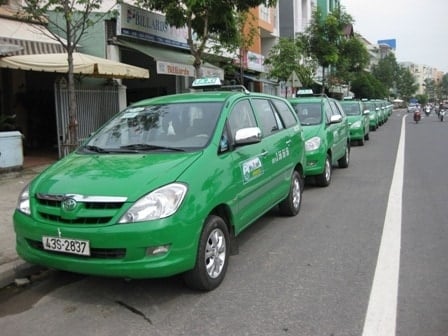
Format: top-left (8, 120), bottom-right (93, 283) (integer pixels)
top-left (243, 74), bottom-right (278, 85)
top-left (116, 39), bottom-right (224, 79)
top-left (0, 52), bottom-right (149, 79)
top-left (0, 18), bottom-right (65, 55)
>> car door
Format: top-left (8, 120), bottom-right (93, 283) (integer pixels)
top-left (328, 99), bottom-right (348, 161)
top-left (252, 97), bottom-right (301, 205)
top-left (226, 98), bottom-right (274, 233)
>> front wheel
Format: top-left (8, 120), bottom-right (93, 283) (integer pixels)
top-left (338, 145), bottom-right (350, 168)
top-left (279, 170), bottom-right (303, 216)
top-left (183, 215), bottom-right (230, 291)
top-left (315, 155), bottom-right (332, 187)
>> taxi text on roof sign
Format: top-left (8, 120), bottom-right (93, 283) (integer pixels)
top-left (296, 88), bottom-right (314, 96)
top-left (192, 77), bottom-right (222, 88)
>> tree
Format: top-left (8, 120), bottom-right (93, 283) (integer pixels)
top-left (350, 71), bottom-right (387, 99)
top-left (263, 37), bottom-right (316, 90)
top-left (333, 35), bottom-right (369, 84)
top-left (395, 66), bottom-right (418, 102)
top-left (136, 0), bottom-right (277, 78)
top-left (440, 73), bottom-right (448, 101)
top-left (20, 0), bottom-right (116, 148)
top-left (371, 53), bottom-right (399, 93)
top-left (298, 6), bottom-right (354, 93)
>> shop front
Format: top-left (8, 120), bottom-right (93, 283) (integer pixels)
top-left (110, 3), bottom-right (224, 102)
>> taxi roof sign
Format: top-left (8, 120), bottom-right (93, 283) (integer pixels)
top-left (192, 77), bottom-right (222, 88)
top-left (296, 88), bottom-right (314, 96)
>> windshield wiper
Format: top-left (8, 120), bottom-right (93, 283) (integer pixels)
top-left (120, 144), bottom-right (185, 152)
top-left (81, 145), bottom-right (110, 153)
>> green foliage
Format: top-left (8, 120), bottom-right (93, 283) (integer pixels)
top-left (334, 36), bottom-right (369, 81)
top-left (371, 53), bottom-right (399, 90)
top-left (264, 37), bottom-right (315, 87)
top-left (0, 114), bottom-right (16, 131)
top-left (299, 7), bottom-right (353, 68)
top-left (395, 66), bottom-right (419, 101)
top-left (20, 0), bottom-right (110, 53)
top-left (350, 72), bottom-right (387, 99)
top-left (19, 0), bottom-right (118, 145)
top-left (137, 0), bottom-right (278, 76)
top-left (298, 6), bottom-right (356, 92)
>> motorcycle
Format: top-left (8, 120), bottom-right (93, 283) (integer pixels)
top-left (424, 106), bottom-right (431, 116)
top-left (440, 109), bottom-right (445, 122)
top-left (414, 110), bottom-right (421, 123)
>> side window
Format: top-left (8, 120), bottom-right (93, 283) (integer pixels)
top-left (228, 100), bottom-right (257, 140)
top-left (330, 100), bottom-right (345, 117)
top-left (272, 99), bottom-right (298, 128)
top-left (251, 98), bottom-right (280, 137)
top-left (323, 100), bottom-right (332, 123)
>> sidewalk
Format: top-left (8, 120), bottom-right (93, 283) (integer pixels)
top-left (0, 156), bottom-right (55, 288)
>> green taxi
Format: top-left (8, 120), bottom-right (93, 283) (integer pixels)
top-left (339, 99), bottom-right (370, 146)
top-left (289, 92), bottom-right (350, 187)
top-left (14, 78), bottom-right (306, 291)
top-left (363, 100), bottom-right (379, 131)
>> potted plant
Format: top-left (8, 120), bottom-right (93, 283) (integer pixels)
top-left (0, 113), bottom-right (16, 131)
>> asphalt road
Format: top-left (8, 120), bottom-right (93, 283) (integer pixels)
top-left (0, 109), bottom-right (447, 336)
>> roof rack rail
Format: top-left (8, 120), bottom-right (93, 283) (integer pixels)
top-left (220, 85), bottom-right (250, 94)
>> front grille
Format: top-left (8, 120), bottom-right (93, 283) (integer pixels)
top-left (35, 193), bottom-right (127, 225)
top-left (27, 239), bottom-right (126, 259)
top-left (38, 213), bottom-right (112, 224)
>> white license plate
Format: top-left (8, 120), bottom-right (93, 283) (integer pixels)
top-left (42, 236), bottom-right (90, 256)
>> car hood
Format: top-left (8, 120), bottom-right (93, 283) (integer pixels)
top-left (30, 152), bottom-right (202, 202)
top-left (347, 115), bottom-right (362, 123)
top-left (301, 124), bottom-right (323, 140)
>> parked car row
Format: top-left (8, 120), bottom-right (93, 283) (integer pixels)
top-left (13, 78), bottom-right (393, 292)
top-left (287, 93), bottom-right (392, 188)
top-left (288, 91), bottom-right (350, 187)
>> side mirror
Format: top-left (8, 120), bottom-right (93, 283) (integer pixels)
top-left (330, 115), bottom-right (343, 124)
top-left (235, 127), bottom-right (262, 146)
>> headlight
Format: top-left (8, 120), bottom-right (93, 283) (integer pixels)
top-left (305, 136), bottom-right (321, 151)
top-left (119, 183), bottom-right (187, 223)
top-left (17, 184), bottom-right (31, 215)
top-left (351, 120), bottom-right (362, 128)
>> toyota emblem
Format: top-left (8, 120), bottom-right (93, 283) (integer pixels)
top-left (62, 197), bottom-right (77, 211)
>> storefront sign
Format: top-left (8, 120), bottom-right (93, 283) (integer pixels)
top-left (117, 3), bottom-right (189, 49)
top-left (157, 61), bottom-right (195, 77)
top-left (247, 51), bottom-right (265, 72)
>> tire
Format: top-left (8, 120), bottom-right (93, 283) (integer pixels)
top-left (183, 215), bottom-right (229, 291)
top-left (358, 137), bottom-right (365, 146)
top-left (365, 133), bottom-right (370, 141)
top-left (315, 155), bottom-right (332, 187)
top-left (338, 145), bottom-right (350, 168)
top-left (279, 170), bottom-right (303, 216)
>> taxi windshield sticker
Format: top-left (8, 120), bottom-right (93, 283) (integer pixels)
top-left (241, 157), bottom-right (264, 184)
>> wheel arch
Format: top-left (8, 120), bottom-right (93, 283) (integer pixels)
top-left (209, 204), bottom-right (239, 255)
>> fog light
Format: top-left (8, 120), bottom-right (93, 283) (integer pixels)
top-left (146, 245), bottom-right (170, 256)
top-left (307, 160), bottom-right (317, 167)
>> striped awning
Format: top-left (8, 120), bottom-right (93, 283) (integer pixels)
top-left (0, 18), bottom-right (66, 56)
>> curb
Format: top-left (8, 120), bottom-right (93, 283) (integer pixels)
top-left (0, 258), bottom-right (47, 288)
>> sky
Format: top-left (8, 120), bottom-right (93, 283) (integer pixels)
top-left (341, 0), bottom-right (448, 73)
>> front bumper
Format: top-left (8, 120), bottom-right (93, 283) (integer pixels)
top-left (13, 210), bottom-right (198, 279)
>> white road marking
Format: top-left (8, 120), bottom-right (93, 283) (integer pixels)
top-left (362, 114), bottom-right (406, 336)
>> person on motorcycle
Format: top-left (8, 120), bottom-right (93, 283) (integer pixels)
top-left (413, 107), bottom-right (421, 123)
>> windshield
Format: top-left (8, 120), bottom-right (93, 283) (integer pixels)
top-left (82, 102), bottom-right (223, 153)
top-left (291, 102), bottom-right (322, 125)
top-left (340, 102), bottom-right (362, 116)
